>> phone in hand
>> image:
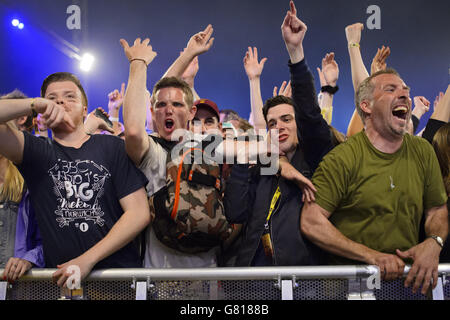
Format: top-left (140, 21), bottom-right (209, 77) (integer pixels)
top-left (95, 108), bottom-right (113, 128)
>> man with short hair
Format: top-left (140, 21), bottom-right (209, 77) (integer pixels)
top-left (0, 72), bottom-right (151, 286)
top-left (191, 99), bottom-right (222, 135)
top-left (301, 69), bottom-right (448, 295)
top-left (121, 30), bottom-right (225, 268)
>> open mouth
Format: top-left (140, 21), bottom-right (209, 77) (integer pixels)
top-left (392, 106), bottom-right (408, 121)
top-left (165, 119), bottom-right (175, 130)
top-left (278, 134), bottom-right (289, 142)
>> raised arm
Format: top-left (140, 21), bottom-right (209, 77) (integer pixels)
top-left (162, 25), bottom-right (214, 79)
top-left (316, 52), bottom-right (339, 125)
top-left (180, 54), bottom-right (201, 101)
top-left (281, 1), bottom-right (332, 170)
top-left (411, 96), bottom-right (431, 134)
top-left (345, 23), bottom-right (369, 137)
top-left (120, 37), bottom-right (157, 165)
top-left (422, 86), bottom-right (450, 143)
top-left (430, 85), bottom-right (450, 122)
top-left (107, 82), bottom-right (126, 135)
top-left (243, 46), bottom-right (268, 132)
top-left (281, 1), bottom-right (306, 64)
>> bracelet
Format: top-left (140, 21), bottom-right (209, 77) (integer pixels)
top-left (348, 43), bottom-right (360, 48)
top-left (321, 85), bottom-right (339, 95)
top-left (30, 98), bottom-right (38, 118)
top-left (109, 117), bottom-right (119, 122)
top-left (430, 235), bottom-right (444, 248)
top-left (130, 58), bottom-right (148, 67)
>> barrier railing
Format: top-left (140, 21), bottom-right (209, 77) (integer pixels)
top-left (1, 264), bottom-right (449, 300)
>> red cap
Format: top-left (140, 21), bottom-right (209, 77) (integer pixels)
top-left (194, 99), bottom-right (220, 120)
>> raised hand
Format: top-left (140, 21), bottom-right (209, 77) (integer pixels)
top-left (273, 81), bottom-right (292, 98)
top-left (345, 22), bottom-right (364, 45)
top-left (433, 92), bottom-right (445, 110)
top-left (430, 85), bottom-right (450, 122)
top-left (321, 52), bottom-right (339, 87)
top-left (120, 37), bottom-right (157, 67)
top-left (412, 96), bottom-right (431, 119)
top-left (243, 47), bottom-right (268, 80)
top-left (281, 0), bottom-right (307, 64)
top-left (185, 24), bottom-right (215, 57)
top-left (108, 83), bottom-right (126, 112)
top-left (316, 67), bottom-right (327, 87)
top-left (84, 108), bottom-right (115, 134)
top-left (371, 45), bottom-right (391, 75)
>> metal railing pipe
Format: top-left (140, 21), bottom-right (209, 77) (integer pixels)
top-left (1, 264), bottom-right (449, 282)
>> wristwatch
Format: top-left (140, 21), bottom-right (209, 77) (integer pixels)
top-left (430, 235), bottom-right (444, 248)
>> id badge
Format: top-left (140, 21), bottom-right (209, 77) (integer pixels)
top-left (261, 232), bottom-right (274, 257)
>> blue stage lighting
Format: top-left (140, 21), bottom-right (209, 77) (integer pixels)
top-left (18, 23), bottom-right (24, 29)
top-left (11, 19), bottom-right (20, 27)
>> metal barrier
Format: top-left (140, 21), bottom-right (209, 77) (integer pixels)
top-left (1, 264), bottom-right (449, 300)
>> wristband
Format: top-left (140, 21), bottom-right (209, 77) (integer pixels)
top-left (30, 98), bottom-right (38, 118)
top-left (321, 85), bottom-right (339, 95)
top-left (130, 58), bottom-right (148, 67)
top-left (348, 43), bottom-right (360, 48)
top-left (109, 117), bottom-right (119, 122)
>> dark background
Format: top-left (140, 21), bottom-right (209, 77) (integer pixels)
top-left (1, 0), bottom-right (449, 134)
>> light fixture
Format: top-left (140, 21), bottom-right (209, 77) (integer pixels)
top-left (79, 53), bottom-right (95, 72)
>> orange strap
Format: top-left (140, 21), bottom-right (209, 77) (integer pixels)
top-left (171, 148), bottom-right (201, 220)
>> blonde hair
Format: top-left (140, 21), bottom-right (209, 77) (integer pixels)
top-left (0, 121), bottom-right (25, 203)
top-left (0, 161), bottom-right (25, 203)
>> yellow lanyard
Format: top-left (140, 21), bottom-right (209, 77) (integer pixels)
top-left (266, 186), bottom-right (281, 222)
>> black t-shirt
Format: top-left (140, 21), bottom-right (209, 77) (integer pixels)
top-left (17, 132), bottom-right (148, 268)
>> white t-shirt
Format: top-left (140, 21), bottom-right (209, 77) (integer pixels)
top-left (139, 134), bottom-right (218, 268)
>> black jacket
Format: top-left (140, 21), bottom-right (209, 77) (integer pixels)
top-left (224, 59), bottom-right (333, 266)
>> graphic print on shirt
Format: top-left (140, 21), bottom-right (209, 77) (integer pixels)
top-left (48, 159), bottom-right (110, 228)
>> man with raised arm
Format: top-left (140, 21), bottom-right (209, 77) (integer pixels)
top-left (301, 68), bottom-right (448, 295)
top-left (223, 1), bottom-right (332, 267)
top-left (121, 27), bottom-right (224, 268)
top-left (0, 72), bottom-right (151, 287)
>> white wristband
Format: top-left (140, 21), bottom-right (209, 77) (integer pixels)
top-left (109, 117), bottom-right (119, 122)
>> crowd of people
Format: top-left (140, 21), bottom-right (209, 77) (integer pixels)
top-left (0, 1), bottom-right (448, 297)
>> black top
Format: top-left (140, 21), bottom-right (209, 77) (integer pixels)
top-left (224, 59), bottom-right (332, 266)
top-left (18, 132), bottom-right (148, 268)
